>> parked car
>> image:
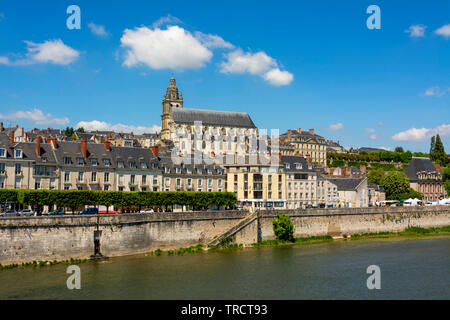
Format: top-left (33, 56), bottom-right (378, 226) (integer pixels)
top-left (139, 208), bottom-right (154, 213)
top-left (48, 209), bottom-right (65, 215)
top-left (0, 210), bottom-right (19, 217)
top-left (78, 207), bottom-right (99, 215)
top-left (19, 209), bottom-right (35, 217)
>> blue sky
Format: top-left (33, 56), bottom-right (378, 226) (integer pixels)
top-left (0, 0), bottom-right (448, 152)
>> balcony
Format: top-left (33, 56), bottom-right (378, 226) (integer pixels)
top-left (129, 181), bottom-right (138, 187)
top-left (89, 180), bottom-right (100, 185)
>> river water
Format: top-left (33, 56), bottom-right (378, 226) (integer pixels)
top-left (0, 237), bottom-right (449, 299)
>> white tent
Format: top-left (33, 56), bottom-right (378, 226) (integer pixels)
top-left (404, 198), bottom-right (419, 206)
top-left (439, 198), bottom-right (450, 205)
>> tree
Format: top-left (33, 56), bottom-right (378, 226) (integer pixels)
top-left (380, 171), bottom-right (410, 200)
top-left (430, 134), bottom-right (447, 165)
top-left (76, 127), bottom-right (85, 133)
top-left (395, 146), bottom-right (404, 153)
top-left (430, 136), bottom-right (435, 155)
top-left (273, 212), bottom-right (295, 242)
top-left (367, 168), bottom-right (385, 185)
top-left (64, 127), bottom-right (75, 137)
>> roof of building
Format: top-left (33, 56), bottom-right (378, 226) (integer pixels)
top-left (172, 108), bottom-right (256, 128)
top-left (404, 157), bottom-right (437, 182)
top-left (367, 182), bottom-right (385, 192)
top-left (281, 155), bottom-right (315, 172)
top-left (327, 177), bottom-right (366, 191)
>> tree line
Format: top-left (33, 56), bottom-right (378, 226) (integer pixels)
top-left (0, 190), bottom-right (237, 213)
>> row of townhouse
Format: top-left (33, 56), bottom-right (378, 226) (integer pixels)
top-left (0, 132), bottom-right (228, 194)
top-left (1, 130), bottom-right (374, 209)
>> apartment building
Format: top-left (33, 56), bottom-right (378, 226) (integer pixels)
top-left (279, 128), bottom-right (327, 165)
top-left (405, 157), bottom-right (447, 201)
top-left (326, 177), bottom-right (368, 208)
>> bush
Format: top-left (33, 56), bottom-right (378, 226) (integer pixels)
top-left (1, 189), bottom-right (237, 210)
top-left (273, 212), bottom-right (295, 242)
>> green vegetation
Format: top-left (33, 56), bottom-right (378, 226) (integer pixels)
top-left (328, 150), bottom-right (413, 164)
top-left (273, 212), bottom-right (295, 242)
top-left (168, 244), bottom-right (204, 255)
top-left (443, 167), bottom-right (450, 195)
top-left (253, 235), bottom-right (333, 247)
top-left (0, 258), bottom-right (87, 270)
top-left (0, 189), bottom-right (237, 214)
top-left (350, 226), bottom-right (450, 240)
top-left (379, 171), bottom-right (422, 200)
top-left (208, 243), bottom-right (243, 251)
top-left (430, 134), bottom-right (448, 166)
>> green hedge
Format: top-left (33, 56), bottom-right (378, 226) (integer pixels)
top-left (1, 189), bottom-right (237, 209)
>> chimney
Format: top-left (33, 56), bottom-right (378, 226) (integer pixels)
top-left (16, 124), bottom-right (19, 129)
top-left (0, 122), bottom-right (3, 132)
top-left (103, 140), bottom-right (111, 151)
top-left (47, 127), bottom-right (50, 133)
top-left (331, 140), bottom-right (333, 145)
top-left (108, 132), bottom-right (112, 139)
top-left (21, 128), bottom-right (24, 136)
top-left (309, 128), bottom-right (314, 135)
top-left (36, 135), bottom-right (41, 157)
top-left (287, 130), bottom-right (291, 141)
top-left (278, 151), bottom-right (282, 162)
top-left (337, 140), bottom-right (340, 145)
top-left (296, 128), bottom-right (301, 133)
top-left (131, 131), bottom-right (134, 137)
top-left (9, 130), bottom-right (14, 144)
top-left (81, 138), bottom-right (87, 158)
top-left (25, 132), bottom-right (29, 141)
top-left (50, 136), bottom-right (58, 149)
top-left (150, 145), bottom-right (159, 158)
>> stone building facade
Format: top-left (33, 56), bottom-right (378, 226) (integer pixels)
top-left (405, 157), bottom-right (447, 201)
top-left (279, 128), bottom-right (327, 165)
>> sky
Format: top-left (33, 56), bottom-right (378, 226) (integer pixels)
top-left (0, 0), bottom-right (448, 152)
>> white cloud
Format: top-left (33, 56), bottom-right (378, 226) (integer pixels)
top-left (405, 24), bottom-right (427, 37)
top-left (435, 24), bottom-right (450, 38)
top-left (220, 48), bottom-right (293, 86)
top-left (152, 14), bottom-right (183, 29)
top-left (0, 108), bottom-right (69, 126)
top-left (75, 120), bottom-right (160, 134)
top-left (263, 68), bottom-right (294, 86)
top-left (391, 124), bottom-right (450, 142)
top-left (369, 134), bottom-right (383, 140)
top-left (194, 31), bottom-right (234, 49)
top-left (88, 22), bottom-right (110, 37)
top-left (220, 49), bottom-right (276, 75)
top-left (422, 86), bottom-right (449, 97)
top-left (366, 128), bottom-right (375, 133)
top-left (120, 25), bottom-right (213, 70)
top-left (0, 39), bottom-right (79, 66)
top-left (328, 123), bottom-right (344, 131)
top-left (376, 121), bottom-right (384, 126)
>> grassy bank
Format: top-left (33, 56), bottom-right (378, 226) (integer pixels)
top-left (350, 225), bottom-right (450, 240)
top-left (252, 235), bottom-right (333, 247)
top-left (0, 258), bottom-right (87, 270)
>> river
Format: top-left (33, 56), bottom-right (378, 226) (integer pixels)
top-left (0, 237), bottom-right (449, 299)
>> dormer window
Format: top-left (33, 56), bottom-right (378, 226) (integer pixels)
top-left (0, 148), bottom-right (5, 158)
top-left (77, 158), bottom-right (84, 165)
top-left (207, 169), bottom-right (212, 175)
top-left (295, 163), bottom-right (302, 169)
top-left (152, 163), bottom-right (158, 169)
top-left (197, 168), bottom-right (203, 174)
top-left (117, 161), bottom-right (124, 168)
top-left (176, 167), bottom-right (181, 174)
top-left (165, 167), bottom-right (170, 173)
top-left (285, 163), bottom-right (290, 169)
top-left (91, 159), bottom-right (98, 166)
top-left (103, 159), bottom-right (111, 166)
top-left (129, 161), bottom-right (137, 169)
top-left (42, 157), bottom-right (47, 163)
top-left (186, 168), bottom-right (192, 174)
top-left (308, 164), bottom-right (312, 170)
top-left (141, 162), bottom-right (148, 169)
top-left (63, 157), bottom-right (71, 165)
top-left (15, 149), bottom-right (23, 159)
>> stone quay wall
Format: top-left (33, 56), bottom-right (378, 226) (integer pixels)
top-left (1, 207), bottom-right (449, 265)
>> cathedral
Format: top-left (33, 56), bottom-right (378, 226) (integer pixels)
top-left (160, 77), bottom-right (259, 160)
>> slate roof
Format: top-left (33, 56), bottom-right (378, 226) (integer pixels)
top-left (172, 108), bottom-right (256, 128)
top-left (404, 157), bottom-right (437, 182)
top-left (281, 155), bottom-right (315, 172)
top-left (368, 182), bottom-right (385, 192)
top-left (327, 178), bottom-right (366, 191)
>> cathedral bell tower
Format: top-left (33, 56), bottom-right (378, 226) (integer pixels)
top-left (161, 77), bottom-right (183, 140)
